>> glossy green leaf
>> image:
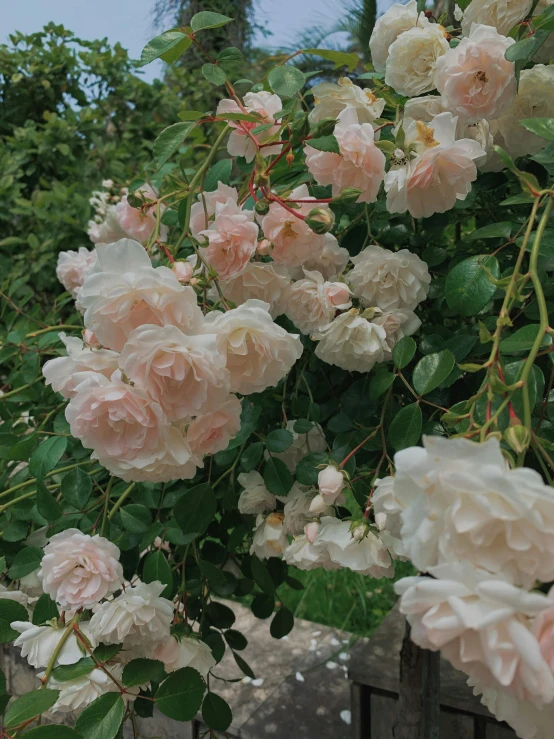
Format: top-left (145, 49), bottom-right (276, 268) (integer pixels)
top-left (75, 693), bottom-right (124, 739)
top-left (265, 429), bottom-right (293, 453)
top-left (263, 457), bottom-right (293, 495)
top-left (143, 550), bottom-right (173, 598)
top-left (388, 404), bottom-right (422, 452)
top-left (520, 117), bottom-right (554, 143)
top-left (201, 63), bottom-right (227, 86)
top-left (0, 600), bottom-right (29, 642)
top-left (36, 480), bottom-right (62, 521)
top-left (306, 134), bottom-right (340, 153)
top-left (445, 255), bottom-right (500, 317)
top-left (500, 325), bottom-right (553, 354)
top-left (119, 504), bottom-right (152, 534)
top-left (466, 222), bottom-right (513, 241)
top-left (52, 657), bottom-right (96, 682)
top-left (251, 557), bottom-right (275, 595)
top-left (392, 336), bottom-right (417, 369)
top-left (153, 122), bottom-right (196, 169)
top-left (412, 350), bottom-right (456, 396)
top-left (156, 667), bottom-right (206, 721)
top-left (270, 606), bottom-right (294, 639)
top-left (138, 31), bottom-right (188, 67)
top-left (122, 658), bottom-right (165, 688)
top-left (4, 690), bottom-right (60, 729)
top-left (303, 48), bottom-right (358, 71)
top-left (204, 159), bottom-right (232, 191)
top-left (8, 546), bottom-right (43, 579)
top-left (29, 436), bottom-right (67, 478)
top-left (174, 483), bottom-right (216, 537)
top-left (191, 11), bottom-right (233, 31)
top-left (202, 692), bottom-right (232, 732)
top-left (61, 467), bottom-right (92, 509)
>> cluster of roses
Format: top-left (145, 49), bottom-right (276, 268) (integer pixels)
top-left (6, 529), bottom-right (214, 713)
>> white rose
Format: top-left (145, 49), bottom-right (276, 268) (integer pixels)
top-left (461, 0), bottom-right (533, 36)
top-left (396, 562), bottom-right (554, 708)
top-left (317, 465), bottom-right (345, 501)
top-left (284, 269), bottom-right (351, 335)
top-left (313, 309), bottom-right (388, 373)
top-left (348, 244), bottom-right (430, 311)
top-left (186, 394), bottom-right (242, 457)
top-left (89, 581), bottom-right (173, 648)
top-left (316, 517), bottom-right (394, 578)
top-left (473, 682), bottom-right (554, 739)
top-left (219, 261), bottom-right (291, 318)
top-left (12, 621), bottom-right (97, 669)
top-left (370, 0), bottom-right (430, 73)
top-left (237, 471), bottom-right (276, 515)
top-left (434, 23), bottom-right (516, 123)
top-left (79, 239), bottom-right (203, 352)
top-left (371, 476), bottom-right (406, 559)
top-left (45, 665), bottom-right (137, 713)
top-left (205, 299), bottom-right (303, 395)
top-left (270, 420), bottom-right (327, 472)
top-left (373, 308), bottom-right (422, 358)
top-left (250, 512), bottom-right (287, 559)
top-left (301, 235), bottom-right (350, 280)
top-left (284, 524), bottom-right (339, 571)
top-left (310, 77), bottom-right (385, 125)
top-left (385, 24), bottom-right (449, 97)
top-left (281, 482), bottom-right (315, 535)
top-left (217, 91), bottom-right (283, 163)
top-left (56, 248), bottom-right (98, 297)
top-left (87, 204), bottom-right (129, 245)
top-left (393, 435), bottom-right (554, 586)
top-left (0, 584), bottom-right (29, 607)
top-left (152, 634), bottom-right (216, 679)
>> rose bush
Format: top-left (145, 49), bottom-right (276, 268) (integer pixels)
top-left (1, 3), bottom-right (554, 737)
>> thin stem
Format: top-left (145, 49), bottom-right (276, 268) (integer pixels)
top-left (26, 325), bottom-right (82, 339)
top-left (99, 477), bottom-right (114, 536)
top-left (108, 482), bottom-right (136, 520)
top-left (0, 460), bottom-right (93, 501)
top-left (41, 613), bottom-right (80, 687)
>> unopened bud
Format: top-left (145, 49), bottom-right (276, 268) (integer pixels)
top-left (254, 198), bottom-right (270, 215)
top-left (189, 277), bottom-right (200, 287)
top-left (504, 424), bottom-right (530, 454)
top-left (257, 238), bottom-right (272, 255)
top-left (286, 150), bottom-right (295, 166)
top-left (313, 117), bottom-right (338, 137)
top-left (331, 188), bottom-right (363, 205)
top-left (305, 207), bottom-right (334, 234)
top-left (424, 9), bottom-right (433, 17)
top-left (127, 192), bottom-right (143, 208)
top-left (173, 261), bottom-right (193, 283)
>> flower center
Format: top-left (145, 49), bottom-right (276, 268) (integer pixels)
top-left (475, 70), bottom-right (488, 84)
top-left (415, 121), bottom-right (439, 148)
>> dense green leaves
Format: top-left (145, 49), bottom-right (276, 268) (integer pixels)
top-left (36, 480), bottom-right (62, 520)
top-left (120, 504), bottom-right (152, 534)
top-left (445, 255), bottom-right (500, 316)
top-left (412, 350), bottom-right (456, 396)
top-left (500, 325), bottom-right (552, 354)
top-left (75, 693), bottom-right (124, 739)
top-left (388, 404), bottom-right (422, 451)
top-left (174, 483), bottom-right (216, 537)
top-left (8, 547), bottom-right (43, 579)
top-left (156, 667), bottom-right (206, 721)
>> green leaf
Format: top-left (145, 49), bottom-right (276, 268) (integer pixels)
top-left (223, 629), bottom-right (247, 651)
top-left (466, 222), bottom-right (513, 241)
top-left (505, 30), bottom-right (549, 63)
top-left (268, 65), bottom-right (305, 97)
top-left (4, 690), bottom-right (60, 729)
top-left (306, 134), bottom-right (340, 154)
top-left (36, 480), bottom-right (62, 521)
top-left (61, 468), bottom-right (92, 509)
top-left (156, 667), bottom-right (206, 721)
top-left (201, 63), bottom-right (227, 86)
top-left (520, 117), bottom-right (554, 143)
top-left (0, 600), bottom-right (28, 642)
top-left (52, 657), bottom-right (96, 682)
top-left (251, 557), bottom-right (275, 595)
top-left (204, 159), bottom-right (232, 191)
top-left (368, 370), bottom-right (395, 400)
top-left (303, 48), bottom-right (358, 71)
top-left (500, 325), bottom-right (553, 354)
top-left (270, 606), bottom-right (294, 639)
top-left (206, 601), bottom-right (236, 629)
top-left (412, 350), bottom-right (456, 396)
top-left (75, 693), bottom-right (124, 739)
top-left (293, 419), bottom-right (313, 434)
top-left (19, 727), bottom-right (82, 738)
top-left (32, 594), bottom-right (59, 626)
top-left (263, 457), bottom-right (293, 496)
top-left (143, 550), bottom-right (173, 598)
top-left (198, 559), bottom-right (227, 587)
top-left (202, 692), bottom-right (232, 732)
top-left (178, 109), bottom-right (207, 121)
top-left (392, 336), bottom-right (417, 369)
top-left (240, 441), bottom-right (263, 472)
top-left (29, 436), bottom-right (67, 479)
top-left (8, 546), bottom-right (43, 579)
top-left (444, 255), bottom-right (500, 317)
top-left (295, 451), bottom-right (327, 486)
top-left (138, 31), bottom-right (189, 67)
top-left (93, 644), bottom-right (122, 663)
top-left (174, 483), bottom-right (216, 537)
top-left (122, 658), bottom-right (165, 688)
top-left (233, 651), bottom-right (256, 678)
top-left (120, 504), bottom-right (152, 534)
top-left (251, 593), bottom-right (275, 619)
top-left (218, 46), bottom-right (243, 62)
top-left (388, 404), bottom-right (422, 452)
top-left (153, 122), bottom-right (196, 169)
top-left (191, 11), bottom-right (233, 31)
top-left (265, 429), bottom-right (293, 453)
top-left (160, 35), bottom-right (192, 65)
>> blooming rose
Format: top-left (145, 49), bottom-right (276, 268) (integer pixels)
top-left (261, 185), bottom-right (329, 267)
top-left (38, 529), bottom-right (123, 609)
top-left (238, 471), bottom-right (276, 515)
top-left (313, 309), bottom-right (388, 373)
top-left (393, 435), bottom-right (554, 586)
top-left (42, 333), bottom-right (119, 399)
top-left (473, 682), bottom-right (554, 739)
top-left (434, 24), bottom-right (516, 123)
top-left (271, 420), bottom-right (327, 472)
top-left (219, 261), bottom-right (290, 318)
top-left (45, 664), bottom-right (136, 713)
top-left (369, 0), bottom-right (431, 73)
top-left (282, 482), bottom-right (315, 535)
top-left (371, 475), bottom-right (406, 559)
top-left (284, 269), bottom-right (351, 335)
top-left (373, 308), bottom-right (422, 358)
top-left (189, 182), bottom-right (238, 239)
top-left (12, 621), bottom-right (98, 669)
top-left (216, 91), bottom-right (283, 162)
top-left (115, 184), bottom-right (165, 243)
top-left (348, 245), bottom-right (430, 311)
top-left (284, 523), bottom-right (339, 571)
top-left (385, 113), bottom-right (485, 218)
top-left (396, 562), bottom-right (554, 707)
top-left (496, 65), bottom-right (554, 159)
top-left (200, 200), bottom-right (258, 280)
top-left (89, 581), bottom-right (173, 648)
top-left (0, 585), bottom-right (29, 607)
top-left (153, 634), bottom-right (216, 679)
top-left (56, 248), bottom-right (98, 297)
top-left (309, 77), bottom-right (385, 125)
top-left (316, 517), bottom-right (394, 578)
top-left (533, 588), bottom-right (554, 677)
top-left (461, 0), bottom-right (533, 36)
top-left (119, 325), bottom-right (229, 420)
top-left (205, 300), bottom-right (303, 395)
top-left (302, 235), bottom-right (349, 280)
top-left (250, 512), bottom-right (287, 559)
top-left (79, 239), bottom-right (203, 351)
top-left (186, 394), bottom-right (242, 456)
top-left (88, 205), bottom-right (129, 245)
top-left (385, 24), bottom-right (449, 97)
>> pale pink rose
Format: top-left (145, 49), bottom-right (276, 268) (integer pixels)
top-left (373, 309), bottom-right (422, 358)
top-left (385, 24), bottom-right (449, 97)
top-left (83, 329), bottom-right (101, 348)
top-left (152, 635), bottom-right (216, 679)
top-left (189, 183), bottom-right (239, 239)
top-left (384, 113), bottom-right (485, 218)
top-left (534, 594), bottom-right (554, 675)
top-left (173, 261), bottom-right (194, 283)
top-left (205, 299), bottom-right (303, 395)
top-left (78, 239), bottom-right (203, 351)
top-left (38, 529), bottom-right (123, 609)
top-left (303, 147), bottom-right (342, 189)
top-left (216, 91), bottom-right (283, 163)
top-left (284, 269), bottom-right (352, 335)
top-left (434, 23), bottom-right (516, 123)
top-left (219, 262), bottom-right (290, 318)
top-left (187, 394), bottom-right (242, 456)
top-left (302, 235), bottom-right (349, 280)
top-left (115, 184), bottom-right (165, 243)
top-left (310, 77), bottom-right (385, 125)
top-left (119, 325), bottom-right (229, 421)
top-left (87, 205), bottom-right (128, 245)
top-left (261, 185), bottom-right (328, 267)
top-left (56, 248), bottom-right (98, 297)
top-left (318, 465), bottom-right (345, 502)
top-left (42, 332), bottom-right (119, 399)
top-left (200, 200), bottom-right (258, 280)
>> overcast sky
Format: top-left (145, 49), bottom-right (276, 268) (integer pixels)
top-left (2, 1), bottom-right (391, 81)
